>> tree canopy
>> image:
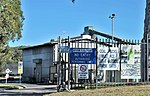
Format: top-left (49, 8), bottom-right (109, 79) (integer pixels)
top-left (0, 46), bottom-right (23, 68)
top-left (0, 0), bottom-right (24, 44)
top-left (0, 0), bottom-right (24, 71)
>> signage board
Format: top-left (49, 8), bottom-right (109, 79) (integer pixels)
top-left (98, 47), bottom-right (119, 70)
top-left (70, 48), bottom-right (96, 64)
top-left (121, 45), bottom-right (141, 79)
top-left (5, 68), bottom-right (11, 74)
top-left (78, 64), bottom-right (88, 79)
top-left (18, 62), bottom-right (23, 74)
top-left (60, 46), bottom-right (70, 53)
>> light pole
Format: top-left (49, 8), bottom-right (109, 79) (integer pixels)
top-left (109, 13), bottom-right (115, 83)
top-left (109, 13), bottom-right (115, 46)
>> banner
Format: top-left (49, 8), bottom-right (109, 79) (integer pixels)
top-left (98, 47), bottom-right (119, 70)
top-left (121, 45), bottom-right (141, 79)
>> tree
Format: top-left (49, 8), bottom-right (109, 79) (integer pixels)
top-left (0, 0), bottom-right (24, 44)
top-left (0, 46), bottom-right (25, 72)
top-left (0, 0), bottom-right (25, 71)
top-left (8, 46), bottom-right (24, 64)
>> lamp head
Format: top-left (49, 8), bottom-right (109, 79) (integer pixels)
top-left (112, 14), bottom-right (115, 17)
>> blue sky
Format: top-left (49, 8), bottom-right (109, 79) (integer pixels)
top-left (10, 0), bottom-right (146, 46)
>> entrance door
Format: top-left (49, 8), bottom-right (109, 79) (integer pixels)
top-left (36, 63), bottom-right (42, 83)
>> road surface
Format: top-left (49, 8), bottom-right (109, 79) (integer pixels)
top-left (0, 83), bottom-right (57, 96)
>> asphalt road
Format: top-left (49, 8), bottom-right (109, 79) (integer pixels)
top-left (0, 83), bottom-right (57, 96)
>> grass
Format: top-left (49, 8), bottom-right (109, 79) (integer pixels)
top-left (48, 85), bottom-right (150, 96)
top-left (0, 84), bottom-right (26, 89)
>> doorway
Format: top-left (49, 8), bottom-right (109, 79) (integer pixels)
top-left (35, 63), bottom-right (42, 83)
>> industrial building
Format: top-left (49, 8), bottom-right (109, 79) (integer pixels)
top-left (22, 26), bottom-right (141, 84)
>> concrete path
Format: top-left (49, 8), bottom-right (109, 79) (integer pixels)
top-left (0, 83), bottom-right (57, 95)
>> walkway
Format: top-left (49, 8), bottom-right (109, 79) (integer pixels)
top-left (0, 83), bottom-right (57, 95)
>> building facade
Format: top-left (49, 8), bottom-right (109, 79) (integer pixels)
top-left (22, 42), bottom-right (58, 83)
top-left (22, 27), bottom-right (141, 84)
top-left (22, 35), bottom-right (97, 84)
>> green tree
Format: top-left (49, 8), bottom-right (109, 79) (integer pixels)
top-left (0, 0), bottom-right (24, 71)
top-left (0, 0), bottom-right (24, 44)
top-left (0, 46), bottom-right (24, 72)
top-left (8, 46), bottom-right (23, 64)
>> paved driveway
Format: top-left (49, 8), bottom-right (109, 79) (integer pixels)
top-left (0, 83), bottom-right (57, 96)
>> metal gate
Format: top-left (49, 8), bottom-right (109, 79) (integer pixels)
top-left (57, 34), bottom-right (141, 91)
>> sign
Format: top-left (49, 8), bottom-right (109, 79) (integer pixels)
top-left (121, 45), bottom-right (141, 79)
top-left (78, 64), bottom-right (88, 79)
top-left (98, 47), bottom-right (119, 70)
top-left (5, 68), bottom-right (11, 74)
top-left (18, 62), bottom-right (23, 74)
top-left (70, 48), bottom-right (96, 64)
top-left (60, 46), bottom-right (70, 53)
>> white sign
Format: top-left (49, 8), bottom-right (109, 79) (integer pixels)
top-left (78, 64), bottom-right (88, 79)
top-left (5, 68), bottom-right (11, 74)
top-left (121, 45), bottom-right (141, 79)
top-left (98, 47), bottom-right (119, 70)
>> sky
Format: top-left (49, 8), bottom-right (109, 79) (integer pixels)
top-left (10, 0), bottom-right (146, 46)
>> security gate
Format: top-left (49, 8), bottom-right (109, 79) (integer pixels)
top-left (56, 34), bottom-right (141, 91)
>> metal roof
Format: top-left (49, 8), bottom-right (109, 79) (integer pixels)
top-left (22, 41), bottom-right (57, 50)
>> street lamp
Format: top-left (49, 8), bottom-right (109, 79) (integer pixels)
top-left (109, 13), bottom-right (115, 82)
top-left (109, 13), bottom-right (115, 46)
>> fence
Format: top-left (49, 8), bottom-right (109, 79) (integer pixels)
top-left (56, 35), bottom-right (146, 91)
